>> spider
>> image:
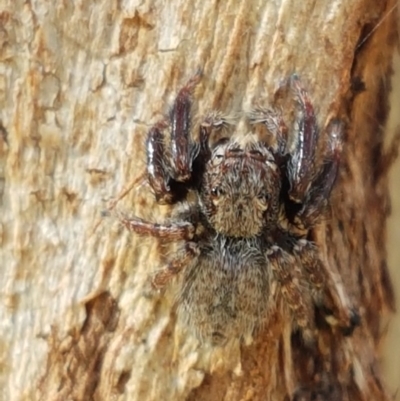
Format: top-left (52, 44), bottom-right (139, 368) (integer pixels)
top-left (119, 73), bottom-right (359, 344)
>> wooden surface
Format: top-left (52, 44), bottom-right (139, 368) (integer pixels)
top-left (0, 1), bottom-right (398, 400)
top-left (383, 52), bottom-right (400, 400)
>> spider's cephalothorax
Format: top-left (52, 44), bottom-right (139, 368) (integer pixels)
top-left (200, 136), bottom-right (281, 238)
top-left (119, 73), bottom-right (359, 344)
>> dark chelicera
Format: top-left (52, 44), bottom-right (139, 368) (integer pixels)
top-left (119, 73), bottom-right (359, 344)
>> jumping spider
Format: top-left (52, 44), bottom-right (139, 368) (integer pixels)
top-left (119, 73), bottom-right (359, 344)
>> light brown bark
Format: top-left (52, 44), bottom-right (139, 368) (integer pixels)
top-left (0, 1), bottom-right (398, 400)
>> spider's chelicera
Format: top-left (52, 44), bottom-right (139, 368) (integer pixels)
top-left (119, 74), bottom-right (359, 344)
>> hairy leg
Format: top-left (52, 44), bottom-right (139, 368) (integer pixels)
top-left (146, 121), bottom-right (172, 204)
top-left (293, 239), bottom-right (360, 334)
top-left (146, 73), bottom-right (202, 203)
top-left (118, 213), bottom-right (195, 241)
top-left (286, 76), bottom-right (344, 226)
top-left (117, 212), bottom-right (198, 287)
top-left (267, 245), bottom-right (314, 340)
top-left (287, 75), bottom-right (319, 203)
top-left (152, 242), bottom-right (199, 289)
top-left (169, 73), bottom-right (202, 181)
top-left (297, 120), bottom-right (343, 226)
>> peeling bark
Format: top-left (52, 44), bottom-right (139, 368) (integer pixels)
top-left (0, 1), bottom-right (397, 400)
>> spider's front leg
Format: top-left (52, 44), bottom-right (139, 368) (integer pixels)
top-left (287, 75), bottom-right (319, 204)
top-left (297, 121), bottom-right (342, 225)
top-left (169, 74), bottom-right (202, 181)
top-left (147, 73), bottom-right (202, 204)
top-left (287, 76), bottom-right (343, 226)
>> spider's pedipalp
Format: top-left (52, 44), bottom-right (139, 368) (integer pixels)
top-left (249, 106), bottom-right (288, 155)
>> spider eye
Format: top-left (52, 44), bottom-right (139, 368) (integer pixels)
top-left (257, 192), bottom-right (270, 201)
top-left (249, 149), bottom-right (264, 160)
top-left (211, 187), bottom-right (224, 197)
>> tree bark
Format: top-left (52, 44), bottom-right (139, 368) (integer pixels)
top-left (383, 52), bottom-right (400, 400)
top-left (0, 1), bottom-right (397, 400)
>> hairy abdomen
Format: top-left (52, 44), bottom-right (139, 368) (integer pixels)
top-left (178, 237), bottom-right (272, 344)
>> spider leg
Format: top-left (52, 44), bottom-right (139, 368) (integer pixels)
top-left (293, 239), bottom-right (360, 334)
top-left (287, 75), bottom-right (319, 203)
top-left (118, 213), bottom-right (195, 241)
top-left (267, 245), bottom-right (315, 340)
top-left (147, 122), bottom-right (173, 204)
top-left (152, 242), bottom-right (199, 289)
top-left (297, 121), bottom-right (343, 226)
top-left (146, 73), bottom-right (202, 204)
top-left (169, 73), bottom-right (202, 181)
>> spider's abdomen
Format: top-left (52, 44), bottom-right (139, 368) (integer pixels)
top-left (178, 236), bottom-right (272, 344)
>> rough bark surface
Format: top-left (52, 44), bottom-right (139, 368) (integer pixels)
top-left (0, 1), bottom-right (397, 401)
top-left (383, 52), bottom-right (400, 400)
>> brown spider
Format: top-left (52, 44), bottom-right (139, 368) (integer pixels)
top-left (119, 73), bottom-right (359, 344)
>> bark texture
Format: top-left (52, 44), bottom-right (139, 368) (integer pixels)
top-left (0, 1), bottom-right (398, 400)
